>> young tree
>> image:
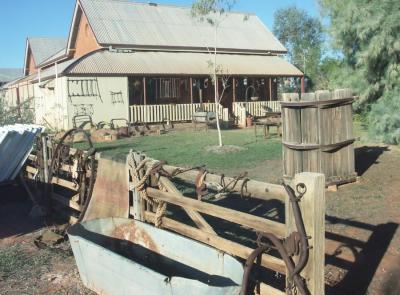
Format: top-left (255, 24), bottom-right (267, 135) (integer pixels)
top-left (273, 6), bottom-right (324, 89)
top-left (191, 0), bottom-right (237, 147)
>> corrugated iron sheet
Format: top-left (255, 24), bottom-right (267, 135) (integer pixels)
top-left (67, 50), bottom-right (303, 76)
top-left (80, 0), bottom-right (287, 53)
top-left (0, 124), bottom-right (42, 183)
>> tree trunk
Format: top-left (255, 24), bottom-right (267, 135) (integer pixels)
top-left (214, 26), bottom-right (223, 147)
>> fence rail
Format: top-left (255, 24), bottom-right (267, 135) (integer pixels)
top-left (233, 101), bottom-right (281, 127)
top-left (128, 151), bottom-right (325, 295)
top-left (24, 135), bottom-right (326, 295)
top-left (129, 103), bottom-right (228, 124)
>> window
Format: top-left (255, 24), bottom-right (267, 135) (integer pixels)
top-left (159, 78), bottom-right (183, 99)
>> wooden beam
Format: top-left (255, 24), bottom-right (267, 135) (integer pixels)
top-left (301, 76), bottom-right (305, 93)
top-left (146, 187), bottom-right (286, 237)
top-left (158, 176), bottom-right (216, 234)
top-left (131, 152), bottom-right (145, 221)
top-left (269, 77), bottom-right (272, 101)
top-left (286, 173), bottom-right (325, 295)
top-left (160, 164), bottom-right (286, 202)
top-left (144, 211), bottom-right (286, 274)
top-left (143, 77), bottom-right (147, 105)
top-left (190, 77), bottom-right (194, 104)
top-left (26, 165), bottom-right (38, 175)
top-left (232, 77), bottom-right (237, 102)
top-left (51, 192), bottom-right (81, 211)
top-left (52, 178), bottom-right (77, 191)
top-left (259, 283), bottom-right (286, 295)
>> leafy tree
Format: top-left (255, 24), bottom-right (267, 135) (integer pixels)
top-left (0, 92), bottom-right (35, 126)
top-left (320, 0), bottom-right (400, 143)
top-left (273, 6), bottom-right (324, 89)
top-left (191, 0), bottom-right (237, 147)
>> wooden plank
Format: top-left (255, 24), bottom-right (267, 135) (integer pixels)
top-left (158, 176), bottom-right (216, 234)
top-left (286, 173), bottom-right (325, 295)
top-left (51, 192), bottom-right (81, 211)
top-left (52, 178), bottom-right (77, 191)
top-left (269, 78), bottom-right (272, 101)
top-left (146, 187), bottom-right (286, 237)
top-left (42, 135), bottom-right (49, 183)
top-left (259, 283), bottom-right (285, 295)
top-left (143, 211), bottom-right (286, 274)
top-left (130, 152), bottom-right (146, 221)
top-left (232, 77), bottom-right (236, 102)
top-left (28, 154), bottom-right (37, 162)
top-left (143, 77), bottom-right (147, 105)
top-left (159, 164), bottom-right (286, 201)
top-left (26, 165), bottom-right (38, 175)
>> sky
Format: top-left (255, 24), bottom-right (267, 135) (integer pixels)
top-left (0, 0), bottom-right (320, 69)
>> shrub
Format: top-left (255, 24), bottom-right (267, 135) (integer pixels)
top-left (368, 88), bottom-right (400, 144)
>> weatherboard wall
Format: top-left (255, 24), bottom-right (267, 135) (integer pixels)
top-left (66, 76), bottom-right (129, 129)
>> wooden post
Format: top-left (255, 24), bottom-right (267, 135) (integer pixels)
top-left (232, 77), bottom-right (237, 102)
top-left (143, 77), bottom-right (147, 105)
top-left (269, 77), bottom-right (272, 101)
top-left (301, 76), bottom-right (305, 93)
top-left (285, 172), bottom-right (325, 295)
top-left (130, 151), bottom-right (145, 221)
top-left (262, 77), bottom-right (266, 101)
top-left (42, 134), bottom-right (49, 183)
top-left (190, 77), bottom-right (194, 104)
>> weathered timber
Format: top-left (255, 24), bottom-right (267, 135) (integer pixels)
top-left (51, 192), bottom-right (81, 211)
top-left (285, 173), bottom-right (325, 295)
top-left (143, 211), bottom-right (286, 274)
top-left (281, 89), bottom-right (356, 186)
top-left (52, 178), bottom-right (77, 191)
top-left (158, 176), bottom-right (216, 234)
top-left (259, 283), bottom-right (285, 295)
top-left (146, 187), bottom-right (286, 237)
top-left (160, 164), bottom-right (286, 202)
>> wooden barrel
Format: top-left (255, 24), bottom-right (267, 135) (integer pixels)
top-left (281, 89), bottom-right (357, 185)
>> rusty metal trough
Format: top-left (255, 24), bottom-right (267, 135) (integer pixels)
top-left (68, 218), bottom-right (244, 295)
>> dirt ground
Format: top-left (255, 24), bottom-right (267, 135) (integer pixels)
top-left (1, 142), bottom-right (399, 294)
top-left (0, 186), bottom-right (94, 295)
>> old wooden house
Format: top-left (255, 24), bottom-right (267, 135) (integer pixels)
top-left (2, 0), bottom-right (303, 130)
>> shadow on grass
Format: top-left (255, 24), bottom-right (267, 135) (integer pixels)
top-left (355, 146), bottom-right (389, 176)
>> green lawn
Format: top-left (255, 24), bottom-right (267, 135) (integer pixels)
top-left (77, 119), bottom-right (367, 178)
top-left (91, 128), bottom-right (282, 172)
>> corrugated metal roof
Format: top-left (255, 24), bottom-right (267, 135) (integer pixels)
top-left (0, 124), bottom-right (42, 182)
top-left (67, 50), bottom-right (303, 76)
top-left (4, 59), bottom-right (77, 87)
top-left (79, 0), bottom-right (287, 53)
top-left (29, 37), bottom-right (67, 65)
top-left (0, 68), bottom-right (23, 83)
top-left (39, 47), bottom-right (67, 66)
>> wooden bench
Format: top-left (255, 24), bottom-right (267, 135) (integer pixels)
top-left (192, 110), bottom-right (216, 130)
top-left (254, 112), bottom-right (282, 138)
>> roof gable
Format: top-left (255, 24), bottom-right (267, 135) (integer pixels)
top-left (77, 0), bottom-right (287, 54)
top-left (28, 37), bottom-right (67, 65)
